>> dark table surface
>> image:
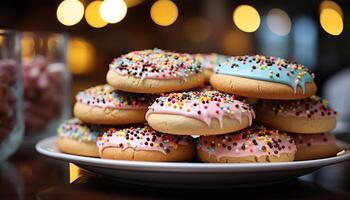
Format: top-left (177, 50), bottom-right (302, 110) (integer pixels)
top-left (1, 132), bottom-right (350, 200)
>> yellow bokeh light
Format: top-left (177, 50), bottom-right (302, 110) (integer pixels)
top-left (267, 9), bottom-right (292, 36)
top-left (320, 8), bottom-right (343, 36)
top-left (150, 0), bottom-right (178, 26)
top-left (21, 36), bottom-right (35, 61)
top-left (320, 0), bottom-right (343, 18)
top-left (100, 0), bottom-right (127, 24)
top-left (85, 1), bottom-right (108, 28)
top-left (124, 0), bottom-right (144, 8)
top-left (57, 0), bottom-right (84, 26)
top-left (233, 5), bottom-right (260, 33)
top-left (68, 38), bottom-right (95, 74)
top-left (184, 17), bottom-right (211, 43)
top-left (222, 30), bottom-right (253, 55)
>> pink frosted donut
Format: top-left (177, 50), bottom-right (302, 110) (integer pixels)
top-left (291, 132), bottom-right (338, 160)
top-left (74, 84), bottom-right (155, 125)
top-left (255, 95), bottom-right (337, 134)
top-left (106, 48), bottom-right (205, 93)
top-left (197, 126), bottom-right (297, 163)
top-left (97, 125), bottom-right (195, 162)
top-left (146, 90), bottom-right (255, 135)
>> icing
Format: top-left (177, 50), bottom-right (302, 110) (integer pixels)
top-left (259, 95), bottom-right (337, 118)
top-left (109, 48), bottom-right (203, 80)
top-left (97, 125), bottom-right (192, 155)
top-left (292, 132), bottom-right (336, 148)
top-left (215, 55), bottom-right (315, 93)
top-left (197, 126), bottom-right (297, 161)
top-left (76, 84), bottom-right (153, 109)
top-left (57, 118), bottom-right (100, 143)
top-left (146, 91), bottom-right (255, 127)
top-left (194, 53), bottom-right (229, 70)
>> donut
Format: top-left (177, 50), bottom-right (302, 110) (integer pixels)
top-left (74, 84), bottom-right (154, 125)
top-left (194, 53), bottom-right (228, 82)
top-left (292, 133), bottom-right (338, 161)
top-left (255, 95), bottom-right (337, 134)
top-left (97, 125), bottom-right (195, 162)
top-left (56, 118), bottom-right (101, 157)
top-left (210, 55), bottom-right (317, 99)
top-left (146, 90), bottom-right (255, 135)
top-left (106, 48), bottom-right (205, 93)
top-left (197, 126), bottom-right (297, 163)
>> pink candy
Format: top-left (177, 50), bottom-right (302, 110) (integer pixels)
top-left (23, 56), bottom-right (65, 134)
top-left (0, 59), bottom-right (17, 141)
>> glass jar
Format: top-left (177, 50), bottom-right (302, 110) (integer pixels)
top-left (0, 30), bottom-right (24, 161)
top-left (21, 32), bottom-right (71, 143)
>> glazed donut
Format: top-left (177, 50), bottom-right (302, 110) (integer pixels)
top-left (56, 118), bottom-right (101, 157)
top-left (255, 95), bottom-right (337, 134)
top-left (146, 90), bottom-right (255, 135)
top-left (74, 84), bottom-right (154, 125)
top-left (197, 126), bottom-right (297, 163)
top-left (194, 53), bottom-right (228, 82)
top-left (292, 133), bottom-right (338, 161)
top-left (106, 48), bottom-right (205, 93)
top-left (210, 55), bottom-right (317, 99)
top-left (97, 125), bottom-right (195, 162)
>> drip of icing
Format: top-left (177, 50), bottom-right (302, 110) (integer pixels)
top-left (57, 118), bottom-right (100, 143)
top-left (194, 53), bottom-right (229, 70)
top-left (259, 95), bottom-right (337, 118)
top-left (197, 126), bottom-right (297, 161)
top-left (109, 48), bottom-right (203, 80)
top-left (76, 84), bottom-right (153, 109)
top-left (97, 125), bottom-right (191, 155)
top-left (292, 132), bottom-right (336, 148)
top-left (146, 91), bottom-right (255, 127)
top-left (215, 55), bottom-right (315, 93)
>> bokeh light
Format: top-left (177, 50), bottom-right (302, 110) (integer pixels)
top-left (124, 0), bottom-right (144, 8)
top-left (184, 17), bottom-right (211, 43)
top-left (233, 5), bottom-right (260, 33)
top-left (150, 0), bottom-right (178, 26)
top-left (68, 38), bottom-right (95, 74)
top-left (85, 1), bottom-right (108, 28)
top-left (100, 0), bottom-right (127, 24)
top-left (21, 36), bottom-right (35, 61)
top-left (320, 8), bottom-right (343, 36)
top-left (56, 0), bottom-right (84, 26)
top-left (267, 9), bottom-right (292, 36)
top-left (222, 30), bottom-right (253, 55)
top-left (320, 0), bottom-right (343, 18)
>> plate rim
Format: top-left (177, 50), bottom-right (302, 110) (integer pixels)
top-left (36, 136), bottom-right (350, 173)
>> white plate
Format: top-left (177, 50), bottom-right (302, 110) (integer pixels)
top-left (36, 137), bottom-right (350, 188)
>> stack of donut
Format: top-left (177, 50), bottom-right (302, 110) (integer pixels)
top-left (57, 49), bottom-right (338, 163)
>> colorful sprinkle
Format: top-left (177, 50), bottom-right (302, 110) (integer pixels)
top-left (57, 118), bottom-right (100, 143)
top-left (109, 48), bottom-right (203, 80)
top-left (97, 125), bottom-right (192, 155)
top-left (197, 126), bottom-right (296, 161)
top-left (259, 95), bottom-right (337, 118)
top-left (76, 84), bottom-right (154, 109)
top-left (146, 90), bottom-right (255, 127)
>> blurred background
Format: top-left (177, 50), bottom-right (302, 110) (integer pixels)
top-left (1, 0), bottom-right (348, 88)
top-left (1, 0), bottom-right (350, 137)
